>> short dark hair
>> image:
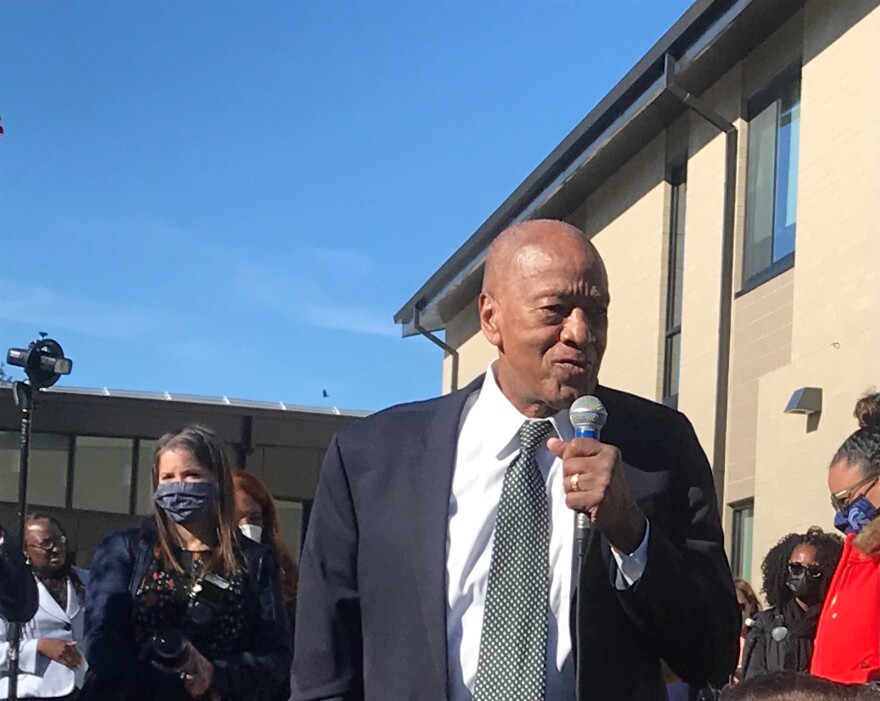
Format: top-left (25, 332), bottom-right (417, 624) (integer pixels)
top-left (720, 671), bottom-right (880, 700)
top-left (25, 512), bottom-right (67, 540)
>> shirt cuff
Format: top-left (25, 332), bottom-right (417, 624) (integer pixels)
top-left (611, 520), bottom-right (650, 590)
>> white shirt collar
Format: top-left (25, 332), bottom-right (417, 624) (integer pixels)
top-left (472, 362), bottom-right (574, 461)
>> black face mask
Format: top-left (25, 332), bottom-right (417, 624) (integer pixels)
top-left (786, 571), bottom-right (823, 606)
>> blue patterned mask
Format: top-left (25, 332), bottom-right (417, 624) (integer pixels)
top-left (834, 495), bottom-right (879, 535)
top-left (154, 481), bottom-right (215, 524)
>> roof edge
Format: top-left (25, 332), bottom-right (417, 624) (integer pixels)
top-left (394, 0), bottom-right (772, 335)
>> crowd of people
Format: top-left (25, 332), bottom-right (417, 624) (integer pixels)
top-left (1, 425), bottom-right (296, 700)
top-left (0, 219), bottom-right (879, 700)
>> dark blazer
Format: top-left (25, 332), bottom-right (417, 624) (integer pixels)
top-left (291, 376), bottom-right (739, 701)
top-left (0, 524), bottom-right (38, 623)
top-left (84, 521), bottom-right (292, 701)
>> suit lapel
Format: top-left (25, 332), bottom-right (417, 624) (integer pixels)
top-left (405, 375), bottom-right (484, 700)
top-left (36, 577), bottom-right (69, 622)
top-left (65, 576), bottom-right (81, 620)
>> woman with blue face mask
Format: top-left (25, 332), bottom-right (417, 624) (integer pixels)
top-left (82, 425), bottom-right (291, 701)
top-left (811, 393), bottom-right (880, 684)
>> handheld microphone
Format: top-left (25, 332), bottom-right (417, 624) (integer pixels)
top-left (568, 395), bottom-right (608, 558)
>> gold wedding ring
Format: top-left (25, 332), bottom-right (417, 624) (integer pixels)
top-left (570, 473), bottom-right (581, 492)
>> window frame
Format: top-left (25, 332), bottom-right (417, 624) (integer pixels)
top-left (740, 65), bottom-right (802, 291)
top-left (662, 165), bottom-right (687, 410)
top-left (730, 498), bottom-right (755, 581)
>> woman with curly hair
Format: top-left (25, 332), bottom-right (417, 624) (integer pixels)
top-left (812, 392), bottom-right (880, 683)
top-left (741, 527), bottom-right (842, 680)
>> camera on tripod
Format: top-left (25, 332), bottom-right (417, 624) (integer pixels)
top-left (6, 335), bottom-right (72, 390)
top-left (142, 572), bottom-right (233, 670)
top-left (4, 335), bottom-right (73, 701)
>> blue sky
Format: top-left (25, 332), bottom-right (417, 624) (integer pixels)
top-left (1, 0), bottom-right (692, 412)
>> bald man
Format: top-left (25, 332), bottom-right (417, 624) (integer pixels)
top-left (292, 220), bottom-right (738, 701)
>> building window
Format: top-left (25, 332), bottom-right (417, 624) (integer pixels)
top-left (276, 499), bottom-right (308, 561)
top-left (72, 436), bottom-right (134, 514)
top-left (663, 166), bottom-right (686, 410)
top-left (731, 499), bottom-right (755, 582)
top-left (0, 431), bottom-right (70, 508)
top-left (743, 70), bottom-right (801, 285)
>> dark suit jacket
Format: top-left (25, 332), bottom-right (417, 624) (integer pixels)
top-left (291, 376), bottom-right (739, 701)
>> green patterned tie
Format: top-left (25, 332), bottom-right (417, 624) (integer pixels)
top-left (473, 419), bottom-right (555, 701)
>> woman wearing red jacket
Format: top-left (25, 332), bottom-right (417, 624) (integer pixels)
top-left (811, 392), bottom-right (880, 683)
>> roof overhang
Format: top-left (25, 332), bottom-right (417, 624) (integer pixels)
top-left (394, 0), bottom-right (804, 337)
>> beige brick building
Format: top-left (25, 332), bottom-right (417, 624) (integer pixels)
top-left (395, 0), bottom-right (880, 585)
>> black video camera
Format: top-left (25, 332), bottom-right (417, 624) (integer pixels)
top-left (143, 572), bottom-right (232, 670)
top-left (6, 337), bottom-right (72, 390)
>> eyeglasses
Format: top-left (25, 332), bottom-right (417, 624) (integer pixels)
top-left (787, 561), bottom-right (822, 578)
top-left (28, 536), bottom-right (67, 554)
top-left (830, 475), bottom-right (879, 512)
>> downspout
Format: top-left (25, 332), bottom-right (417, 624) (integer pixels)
top-left (664, 54), bottom-right (737, 510)
top-left (414, 301), bottom-right (460, 392)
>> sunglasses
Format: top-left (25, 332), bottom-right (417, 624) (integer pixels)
top-left (787, 561), bottom-right (822, 578)
top-left (830, 475), bottom-right (879, 512)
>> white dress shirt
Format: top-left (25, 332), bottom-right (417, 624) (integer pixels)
top-left (446, 365), bottom-right (649, 701)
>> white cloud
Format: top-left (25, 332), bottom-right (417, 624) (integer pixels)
top-left (55, 216), bottom-right (397, 339)
top-left (0, 279), bottom-right (184, 340)
top-left (235, 263), bottom-right (398, 338)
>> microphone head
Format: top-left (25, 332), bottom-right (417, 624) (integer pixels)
top-left (771, 626), bottom-right (789, 642)
top-left (569, 395), bottom-right (608, 434)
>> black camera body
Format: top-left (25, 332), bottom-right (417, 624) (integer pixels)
top-left (6, 337), bottom-right (72, 390)
top-left (143, 572), bottom-right (232, 670)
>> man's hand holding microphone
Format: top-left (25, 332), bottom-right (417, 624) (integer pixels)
top-left (548, 395), bottom-right (647, 555)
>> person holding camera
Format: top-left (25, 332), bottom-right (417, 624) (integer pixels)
top-left (1, 514), bottom-right (89, 700)
top-left (84, 425), bottom-right (291, 701)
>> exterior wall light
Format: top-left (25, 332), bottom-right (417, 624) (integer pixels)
top-left (784, 387), bottom-right (822, 415)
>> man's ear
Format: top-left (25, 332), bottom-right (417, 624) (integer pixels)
top-left (479, 292), bottom-right (503, 349)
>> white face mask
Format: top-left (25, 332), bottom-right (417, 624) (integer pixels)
top-left (239, 523), bottom-right (263, 543)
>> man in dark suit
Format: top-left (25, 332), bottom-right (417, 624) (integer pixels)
top-left (292, 219), bottom-right (739, 701)
top-left (0, 522), bottom-right (38, 623)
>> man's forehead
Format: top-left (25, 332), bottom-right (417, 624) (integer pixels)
top-left (527, 281), bottom-right (609, 300)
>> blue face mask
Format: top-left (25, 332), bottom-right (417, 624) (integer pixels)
top-left (834, 495), bottom-right (879, 535)
top-left (154, 482), bottom-right (215, 524)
